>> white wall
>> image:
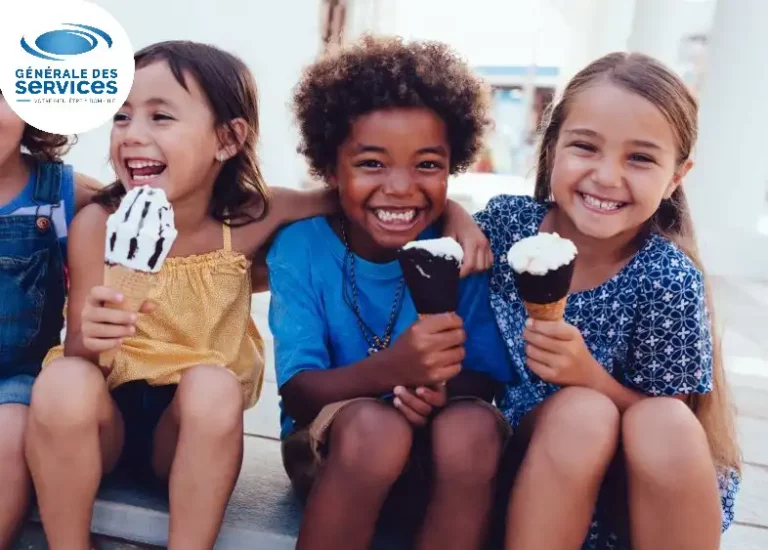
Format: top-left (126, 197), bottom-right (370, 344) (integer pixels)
top-left (65, 0), bottom-right (322, 188)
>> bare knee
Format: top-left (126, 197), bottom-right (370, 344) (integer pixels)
top-left (532, 387), bottom-right (620, 479)
top-left (327, 401), bottom-right (413, 485)
top-left (29, 358), bottom-right (106, 431)
top-left (175, 365), bottom-right (244, 438)
top-left (623, 398), bottom-right (714, 489)
top-left (431, 402), bottom-right (504, 485)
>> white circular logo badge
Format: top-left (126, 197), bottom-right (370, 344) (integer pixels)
top-left (0, 1), bottom-right (134, 134)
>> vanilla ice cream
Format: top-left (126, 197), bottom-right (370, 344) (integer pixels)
top-left (105, 187), bottom-right (178, 273)
top-left (399, 237), bottom-right (463, 315)
top-left (507, 232), bottom-right (577, 321)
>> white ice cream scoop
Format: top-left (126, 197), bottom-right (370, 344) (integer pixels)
top-left (507, 232), bottom-right (577, 276)
top-left (402, 237), bottom-right (464, 264)
top-left (105, 187), bottom-right (178, 273)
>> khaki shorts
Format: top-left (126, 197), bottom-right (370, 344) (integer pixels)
top-left (281, 396), bottom-right (511, 503)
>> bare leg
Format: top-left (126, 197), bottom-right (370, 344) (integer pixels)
top-left (297, 401), bottom-right (413, 550)
top-left (505, 387), bottom-right (620, 550)
top-left (623, 398), bottom-right (721, 550)
top-left (0, 405), bottom-right (31, 550)
top-left (416, 401), bottom-right (504, 550)
top-left (25, 358), bottom-right (123, 550)
top-left (151, 366), bottom-right (244, 550)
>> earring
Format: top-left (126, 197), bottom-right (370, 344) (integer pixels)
top-left (217, 154), bottom-right (225, 162)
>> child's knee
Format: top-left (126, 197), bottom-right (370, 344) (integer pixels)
top-left (29, 358), bottom-right (105, 430)
top-left (534, 387), bottom-right (620, 477)
top-left (175, 365), bottom-right (244, 437)
top-left (623, 397), bottom-right (712, 487)
top-left (327, 401), bottom-right (412, 484)
top-left (431, 402), bottom-right (503, 484)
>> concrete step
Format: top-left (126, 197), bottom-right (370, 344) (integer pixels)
top-left (19, 430), bottom-right (767, 549)
top-left (22, 435), bottom-right (410, 550)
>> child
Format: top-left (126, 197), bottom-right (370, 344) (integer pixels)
top-left (268, 36), bottom-right (514, 550)
top-left (24, 41), bottom-right (340, 550)
top-left (451, 52), bottom-right (740, 550)
top-left (0, 89), bottom-right (99, 548)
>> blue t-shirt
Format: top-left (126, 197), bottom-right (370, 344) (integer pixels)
top-left (267, 217), bottom-right (515, 438)
top-left (474, 194), bottom-right (738, 541)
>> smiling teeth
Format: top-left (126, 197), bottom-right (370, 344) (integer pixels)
top-left (376, 209), bottom-right (416, 222)
top-left (126, 160), bottom-right (164, 169)
top-left (583, 194), bottom-right (622, 211)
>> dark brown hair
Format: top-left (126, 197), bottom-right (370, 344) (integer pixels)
top-left (535, 52), bottom-right (740, 472)
top-left (1, 88), bottom-right (74, 161)
top-left (293, 35), bottom-right (492, 178)
top-left (93, 41), bottom-right (269, 226)
top-left (22, 126), bottom-right (74, 162)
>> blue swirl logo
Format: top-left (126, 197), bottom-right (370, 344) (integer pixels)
top-left (21, 24), bottom-right (112, 61)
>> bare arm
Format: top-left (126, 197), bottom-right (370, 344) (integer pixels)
top-left (269, 186), bottom-right (339, 227)
top-left (73, 172), bottom-right (102, 213)
top-left (63, 204), bottom-right (109, 363)
top-left (281, 351), bottom-right (399, 426)
top-left (243, 187), bottom-right (338, 288)
top-left (441, 199), bottom-right (493, 276)
top-left (591, 367), bottom-right (686, 412)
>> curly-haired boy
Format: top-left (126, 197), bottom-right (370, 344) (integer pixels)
top-left (267, 36), bottom-right (515, 550)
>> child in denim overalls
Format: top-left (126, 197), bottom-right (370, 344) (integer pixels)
top-left (0, 90), bottom-right (98, 546)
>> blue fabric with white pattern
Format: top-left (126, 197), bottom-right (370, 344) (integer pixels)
top-left (473, 194), bottom-right (739, 548)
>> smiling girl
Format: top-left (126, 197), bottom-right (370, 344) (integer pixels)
top-left (24, 41), bottom-right (338, 550)
top-left (459, 52), bottom-right (740, 550)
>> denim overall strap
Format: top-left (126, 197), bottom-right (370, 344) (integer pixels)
top-left (33, 161), bottom-right (64, 204)
top-left (0, 161), bottom-right (67, 378)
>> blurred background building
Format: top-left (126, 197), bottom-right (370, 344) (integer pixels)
top-left (74, 0), bottom-right (767, 277)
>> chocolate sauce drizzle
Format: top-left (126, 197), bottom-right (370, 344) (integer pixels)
top-left (147, 206), bottom-right (170, 270)
top-left (112, 187), bottom-right (171, 270)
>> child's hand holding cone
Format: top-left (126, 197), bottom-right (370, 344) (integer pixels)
top-left (385, 313), bottom-right (465, 388)
top-left (81, 286), bottom-right (156, 369)
top-left (523, 318), bottom-right (605, 388)
top-left (98, 186), bottom-right (178, 368)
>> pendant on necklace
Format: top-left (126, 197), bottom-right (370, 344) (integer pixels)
top-left (368, 347), bottom-right (379, 356)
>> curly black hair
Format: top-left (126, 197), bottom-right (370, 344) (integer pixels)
top-left (293, 35), bottom-right (491, 178)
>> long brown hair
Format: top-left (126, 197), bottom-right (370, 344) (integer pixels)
top-left (93, 41), bottom-right (270, 226)
top-left (534, 52), bottom-right (740, 472)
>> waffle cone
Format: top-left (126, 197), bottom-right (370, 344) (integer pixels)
top-left (523, 297), bottom-right (567, 321)
top-left (99, 264), bottom-right (155, 368)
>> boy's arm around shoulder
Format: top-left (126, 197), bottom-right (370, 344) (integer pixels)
top-left (62, 203), bottom-right (108, 363)
top-left (269, 186), bottom-right (339, 226)
top-left (73, 172), bottom-right (102, 213)
top-left (244, 186), bottom-right (339, 291)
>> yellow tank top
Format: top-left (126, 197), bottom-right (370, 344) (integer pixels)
top-left (44, 224), bottom-right (264, 408)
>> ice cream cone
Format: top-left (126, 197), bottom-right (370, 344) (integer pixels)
top-left (98, 263), bottom-right (155, 368)
top-left (100, 187), bottom-right (177, 368)
top-left (399, 238), bottom-right (463, 316)
top-left (522, 297), bottom-right (567, 322)
top-left (508, 232), bottom-right (577, 323)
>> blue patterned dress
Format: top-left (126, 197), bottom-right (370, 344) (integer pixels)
top-left (474, 195), bottom-right (739, 549)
